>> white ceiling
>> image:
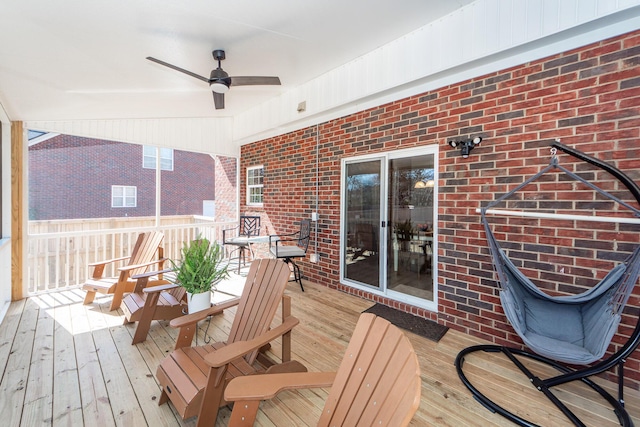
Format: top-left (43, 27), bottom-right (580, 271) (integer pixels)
top-left (0, 0), bottom-right (475, 122)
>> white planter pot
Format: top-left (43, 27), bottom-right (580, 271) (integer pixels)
top-left (187, 291), bottom-right (211, 314)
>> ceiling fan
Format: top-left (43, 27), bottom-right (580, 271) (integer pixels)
top-left (146, 49), bottom-right (281, 109)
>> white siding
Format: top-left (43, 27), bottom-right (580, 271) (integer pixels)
top-left (233, 0), bottom-right (640, 144)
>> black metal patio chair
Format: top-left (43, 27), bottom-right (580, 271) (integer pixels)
top-left (269, 219), bottom-right (311, 291)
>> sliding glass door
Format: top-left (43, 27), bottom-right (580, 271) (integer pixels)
top-left (343, 159), bottom-right (382, 288)
top-left (341, 147), bottom-right (437, 310)
top-left (386, 153), bottom-right (436, 303)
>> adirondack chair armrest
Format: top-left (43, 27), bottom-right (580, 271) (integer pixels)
top-left (169, 297), bottom-right (241, 329)
top-left (118, 258), bottom-right (167, 273)
top-left (88, 255), bottom-right (130, 267)
top-left (225, 371), bottom-right (336, 402)
top-left (131, 268), bottom-right (173, 280)
top-left (142, 283), bottom-right (180, 294)
top-left (155, 256), bottom-right (169, 267)
top-left (204, 316), bottom-right (300, 368)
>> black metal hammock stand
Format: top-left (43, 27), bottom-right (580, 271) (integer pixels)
top-left (455, 142), bottom-right (640, 427)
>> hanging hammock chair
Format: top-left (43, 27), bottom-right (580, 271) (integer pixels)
top-left (455, 142), bottom-right (640, 427)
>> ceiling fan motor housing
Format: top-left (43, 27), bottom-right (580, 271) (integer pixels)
top-left (212, 49), bottom-right (226, 61)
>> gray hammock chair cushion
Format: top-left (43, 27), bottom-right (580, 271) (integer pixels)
top-left (483, 159), bottom-right (640, 365)
top-left (495, 245), bottom-right (633, 364)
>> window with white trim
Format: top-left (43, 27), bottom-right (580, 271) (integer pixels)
top-left (112, 185), bottom-right (137, 207)
top-left (247, 165), bottom-right (264, 206)
top-left (143, 146), bottom-right (174, 171)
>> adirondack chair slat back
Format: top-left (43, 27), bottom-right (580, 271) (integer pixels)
top-left (227, 258), bottom-right (291, 364)
top-left (128, 231), bottom-right (165, 277)
top-left (169, 285), bottom-right (187, 302)
top-left (318, 313), bottom-right (421, 427)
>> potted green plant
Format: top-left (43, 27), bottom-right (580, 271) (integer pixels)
top-left (170, 238), bottom-right (229, 313)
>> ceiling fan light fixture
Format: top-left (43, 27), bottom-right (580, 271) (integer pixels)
top-left (414, 179), bottom-right (435, 189)
top-left (210, 81), bottom-right (229, 94)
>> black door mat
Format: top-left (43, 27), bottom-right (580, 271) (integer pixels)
top-left (363, 303), bottom-right (448, 342)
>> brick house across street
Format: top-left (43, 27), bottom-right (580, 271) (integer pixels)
top-left (28, 133), bottom-right (223, 221)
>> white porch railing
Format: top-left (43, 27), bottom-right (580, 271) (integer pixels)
top-left (27, 218), bottom-right (236, 294)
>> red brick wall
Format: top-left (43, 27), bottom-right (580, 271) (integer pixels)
top-left (162, 149), bottom-right (215, 216)
top-left (213, 155), bottom-right (238, 222)
top-left (241, 30), bottom-right (640, 386)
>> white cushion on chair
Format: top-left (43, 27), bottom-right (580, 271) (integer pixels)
top-left (270, 246), bottom-right (305, 258)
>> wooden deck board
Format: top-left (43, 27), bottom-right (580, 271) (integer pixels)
top-left (52, 297), bottom-right (83, 426)
top-left (1, 298), bottom-right (38, 427)
top-left (1, 277), bottom-right (639, 426)
top-left (0, 298), bottom-right (26, 376)
top-left (104, 311), bottom-right (180, 426)
top-left (73, 333), bottom-right (114, 424)
top-left (22, 294), bottom-right (55, 426)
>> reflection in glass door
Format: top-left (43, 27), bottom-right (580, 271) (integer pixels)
top-left (387, 154), bottom-right (435, 302)
top-left (343, 160), bottom-right (382, 288)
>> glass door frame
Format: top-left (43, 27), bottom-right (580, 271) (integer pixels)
top-left (340, 155), bottom-right (386, 290)
top-left (340, 145), bottom-right (439, 312)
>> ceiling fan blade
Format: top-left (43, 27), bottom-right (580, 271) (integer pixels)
top-left (213, 92), bottom-right (225, 109)
top-left (229, 76), bottom-right (281, 87)
top-left (146, 57), bottom-right (210, 83)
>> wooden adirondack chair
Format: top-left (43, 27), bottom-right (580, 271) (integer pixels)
top-left (120, 268), bottom-right (186, 345)
top-left (156, 258), bottom-right (306, 427)
top-left (224, 313), bottom-right (422, 427)
top-left (121, 239), bottom-right (215, 345)
top-left (82, 231), bottom-right (165, 311)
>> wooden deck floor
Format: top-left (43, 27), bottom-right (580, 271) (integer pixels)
top-left (1, 277), bottom-right (640, 426)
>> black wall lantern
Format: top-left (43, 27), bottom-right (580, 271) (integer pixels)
top-left (448, 136), bottom-right (483, 158)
